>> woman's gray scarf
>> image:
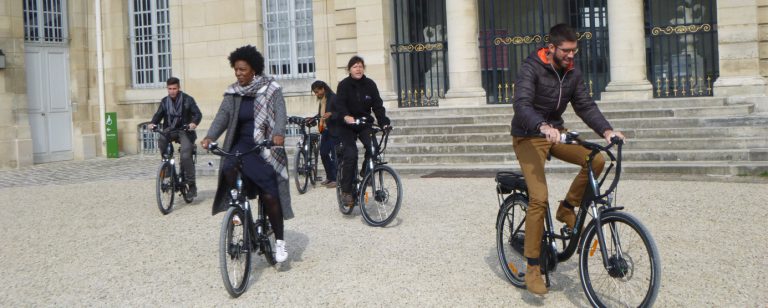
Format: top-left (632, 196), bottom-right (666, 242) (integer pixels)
top-left (224, 75), bottom-right (288, 179)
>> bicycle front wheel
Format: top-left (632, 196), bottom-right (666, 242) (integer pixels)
top-left (360, 165), bottom-right (402, 227)
top-left (219, 206), bottom-right (252, 298)
top-left (155, 161), bottom-right (175, 215)
top-left (294, 150), bottom-right (309, 194)
top-left (579, 211), bottom-right (661, 307)
top-left (311, 143), bottom-right (319, 186)
top-left (496, 194), bottom-right (528, 288)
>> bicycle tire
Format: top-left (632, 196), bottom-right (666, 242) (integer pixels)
top-left (360, 165), bottom-right (402, 227)
top-left (579, 211), bottom-right (661, 307)
top-left (496, 194), bottom-right (528, 288)
top-left (294, 149), bottom-right (309, 194)
top-left (219, 206), bottom-right (252, 297)
top-left (155, 161), bottom-right (175, 215)
top-left (259, 219), bottom-right (277, 265)
top-left (310, 142), bottom-right (319, 186)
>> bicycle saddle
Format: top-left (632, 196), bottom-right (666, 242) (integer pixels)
top-left (495, 171), bottom-right (526, 194)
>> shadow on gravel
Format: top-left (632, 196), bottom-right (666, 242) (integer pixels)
top-left (484, 246), bottom-right (589, 307)
top-left (273, 229), bottom-right (309, 272)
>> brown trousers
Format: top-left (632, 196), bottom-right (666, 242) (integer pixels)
top-left (512, 136), bottom-right (605, 260)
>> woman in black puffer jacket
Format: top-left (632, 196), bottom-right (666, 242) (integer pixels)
top-left (334, 55), bottom-right (390, 207)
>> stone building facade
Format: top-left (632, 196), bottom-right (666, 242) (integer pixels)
top-left (1, 0), bottom-right (767, 168)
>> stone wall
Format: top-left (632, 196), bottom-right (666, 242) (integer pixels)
top-left (0, 1), bottom-right (33, 168)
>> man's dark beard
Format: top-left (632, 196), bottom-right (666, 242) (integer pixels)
top-left (553, 54), bottom-right (568, 70)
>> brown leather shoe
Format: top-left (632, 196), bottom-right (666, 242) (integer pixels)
top-left (342, 193), bottom-right (355, 207)
top-left (324, 181), bottom-right (337, 188)
top-left (556, 200), bottom-right (576, 229)
top-left (525, 265), bottom-right (548, 295)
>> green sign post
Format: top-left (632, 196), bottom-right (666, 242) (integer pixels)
top-left (105, 112), bottom-right (119, 158)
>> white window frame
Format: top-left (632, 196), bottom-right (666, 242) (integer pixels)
top-left (262, 0), bottom-right (315, 79)
top-left (23, 0), bottom-right (69, 45)
top-left (128, 0), bottom-right (172, 88)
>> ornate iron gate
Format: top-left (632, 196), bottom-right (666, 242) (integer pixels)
top-left (645, 0), bottom-right (718, 98)
top-left (391, 0), bottom-right (448, 108)
top-left (478, 0), bottom-right (610, 103)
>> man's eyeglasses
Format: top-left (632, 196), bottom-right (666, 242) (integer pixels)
top-left (556, 47), bottom-right (579, 55)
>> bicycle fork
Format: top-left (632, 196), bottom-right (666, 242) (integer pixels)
top-left (584, 166), bottom-right (625, 274)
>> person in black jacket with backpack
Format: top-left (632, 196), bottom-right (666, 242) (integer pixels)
top-left (511, 24), bottom-right (625, 295)
top-left (334, 56), bottom-right (391, 207)
top-left (149, 77), bottom-right (202, 196)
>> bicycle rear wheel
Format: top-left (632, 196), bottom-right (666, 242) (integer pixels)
top-left (359, 165), bottom-right (402, 227)
top-left (294, 149), bottom-right (309, 194)
top-left (155, 161), bottom-right (175, 215)
top-left (219, 206), bottom-right (252, 298)
top-left (496, 194), bottom-right (528, 288)
top-left (579, 211), bottom-right (661, 307)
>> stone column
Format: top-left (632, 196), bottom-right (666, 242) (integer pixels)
top-left (442, 0), bottom-right (486, 107)
top-left (600, 0), bottom-right (653, 100)
top-left (712, 0), bottom-right (767, 98)
top-left (355, 0), bottom-right (398, 106)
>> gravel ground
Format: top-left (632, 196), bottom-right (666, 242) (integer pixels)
top-left (0, 174), bottom-right (766, 306)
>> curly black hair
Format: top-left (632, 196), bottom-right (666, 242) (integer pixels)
top-left (228, 45), bottom-right (265, 75)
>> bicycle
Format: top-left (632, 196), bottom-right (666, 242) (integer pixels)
top-left (208, 140), bottom-right (277, 298)
top-left (335, 117), bottom-right (403, 227)
top-left (154, 125), bottom-right (197, 215)
top-left (495, 132), bottom-right (661, 307)
top-left (288, 115), bottom-right (320, 194)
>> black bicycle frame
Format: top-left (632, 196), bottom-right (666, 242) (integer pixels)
top-left (216, 143), bottom-right (271, 250)
top-left (543, 139), bottom-right (624, 268)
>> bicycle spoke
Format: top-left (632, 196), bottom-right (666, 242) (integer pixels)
top-left (360, 167), bottom-right (402, 227)
top-left (580, 213), bottom-right (659, 307)
top-left (496, 195), bottom-right (527, 286)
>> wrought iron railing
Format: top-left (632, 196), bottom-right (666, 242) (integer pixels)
top-left (646, 0), bottom-right (718, 98)
top-left (478, 0), bottom-right (609, 103)
top-left (391, 0), bottom-right (448, 108)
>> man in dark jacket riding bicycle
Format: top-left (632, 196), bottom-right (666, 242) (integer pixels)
top-left (511, 24), bottom-right (625, 295)
top-left (149, 77), bottom-right (203, 197)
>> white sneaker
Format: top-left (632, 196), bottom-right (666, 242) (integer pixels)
top-left (275, 240), bottom-right (288, 263)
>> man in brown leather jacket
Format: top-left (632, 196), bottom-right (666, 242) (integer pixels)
top-left (511, 24), bottom-right (625, 295)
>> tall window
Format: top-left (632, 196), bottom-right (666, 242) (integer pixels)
top-left (24, 0), bottom-right (68, 44)
top-left (129, 0), bottom-right (172, 88)
top-left (263, 0), bottom-right (315, 79)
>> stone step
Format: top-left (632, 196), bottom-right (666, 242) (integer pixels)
top-left (387, 161), bottom-right (768, 177)
top-left (196, 148), bottom-right (768, 176)
top-left (387, 97), bottom-right (727, 117)
top-left (389, 104), bottom-right (754, 127)
top-left (385, 137), bottom-right (768, 155)
top-left (393, 115), bottom-right (768, 135)
top-left (383, 148), bottom-right (768, 164)
top-left (388, 126), bottom-right (768, 143)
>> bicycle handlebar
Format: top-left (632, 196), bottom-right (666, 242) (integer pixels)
top-left (152, 124), bottom-right (192, 134)
top-left (207, 140), bottom-right (275, 158)
top-left (557, 131), bottom-right (624, 200)
top-left (288, 115), bottom-right (318, 128)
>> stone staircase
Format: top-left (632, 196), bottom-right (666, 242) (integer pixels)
top-left (381, 97), bottom-right (768, 176)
